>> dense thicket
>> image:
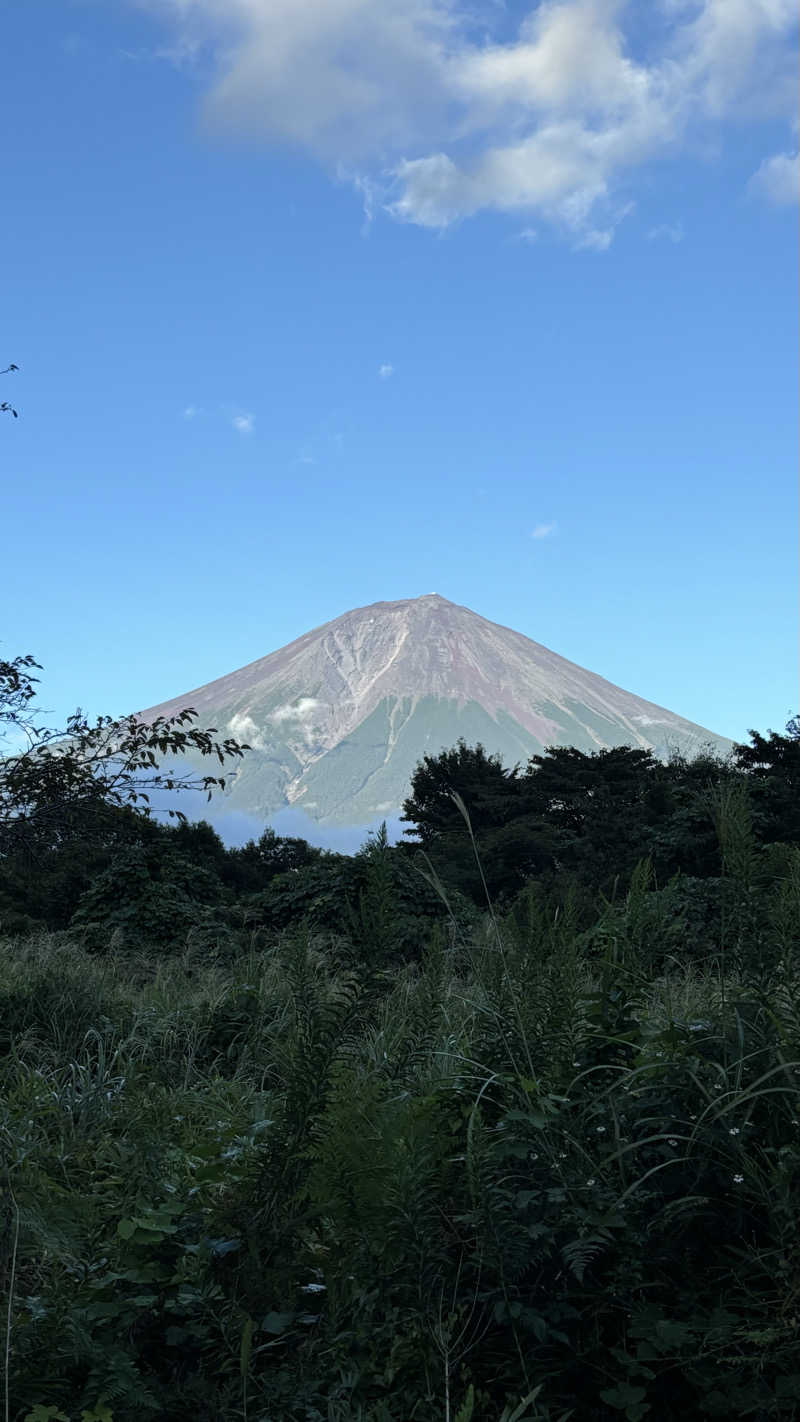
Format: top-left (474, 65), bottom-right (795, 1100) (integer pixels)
top-left (1, 660), bottom-right (799, 1420)
top-left (400, 726), bottom-right (800, 906)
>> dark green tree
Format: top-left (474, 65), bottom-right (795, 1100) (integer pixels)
top-left (517, 744), bottom-right (666, 891)
top-left (0, 655), bottom-right (247, 860)
top-left (401, 738), bottom-right (742, 907)
top-left (732, 716), bottom-right (800, 845)
top-left (399, 739), bottom-right (527, 900)
top-left (69, 839), bottom-right (227, 951)
top-left (0, 654), bottom-right (248, 928)
top-left (400, 739), bottom-right (520, 848)
top-left (227, 826), bottom-right (326, 895)
top-left (0, 800), bottom-right (167, 932)
top-left (646, 748), bottom-right (739, 882)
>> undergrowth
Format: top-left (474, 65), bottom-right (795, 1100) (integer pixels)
top-left (2, 805), bottom-right (799, 1420)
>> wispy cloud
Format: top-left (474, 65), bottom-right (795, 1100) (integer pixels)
top-left (378, 363), bottom-right (394, 380)
top-left (531, 521), bottom-right (556, 540)
top-left (345, 170), bottom-right (377, 236)
top-left (648, 221), bottom-right (685, 244)
top-left (573, 227), bottom-right (615, 253)
top-left (270, 697), bottom-right (320, 724)
top-left (182, 403), bottom-right (258, 434)
top-left (143, 0), bottom-right (798, 246)
top-left (749, 150), bottom-right (799, 206)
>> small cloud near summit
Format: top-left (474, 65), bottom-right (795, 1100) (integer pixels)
top-left (531, 522), bottom-right (556, 540)
top-left (378, 363), bottom-right (394, 380)
top-left (232, 412), bottom-right (255, 434)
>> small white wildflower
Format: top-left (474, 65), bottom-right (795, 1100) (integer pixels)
top-left (558, 1152), bottom-right (567, 1159)
top-left (586, 1178), bottom-right (596, 1187)
top-left (530, 1152), bottom-right (539, 1161)
top-left (668, 1139), bottom-right (678, 1147)
top-left (729, 1127), bottom-right (740, 1136)
top-left (572, 1061), bottom-right (581, 1067)
top-left (733, 1174), bottom-right (744, 1184)
top-left (791, 1120), bottom-right (799, 1127)
top-left (596, 1125), bottom-right (607, 1133)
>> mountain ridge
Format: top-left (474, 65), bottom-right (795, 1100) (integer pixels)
top-left (138, 594), bottom-right (733, 827)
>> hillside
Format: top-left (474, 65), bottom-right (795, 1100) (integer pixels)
top-left (138, 594), bottom-right (732, 826)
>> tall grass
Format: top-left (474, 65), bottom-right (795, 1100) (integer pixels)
top-left (1, 810), bottom-right (799, 1420)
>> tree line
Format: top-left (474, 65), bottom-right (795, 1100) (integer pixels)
top-left (1, 651), bottom-right (797, 967)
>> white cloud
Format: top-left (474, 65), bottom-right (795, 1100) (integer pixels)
top-left (232, 412), bottom-right (254, 434)
top-left (140, 0), bottom-right (799, 242)
top-left (388, 127), bottom-right (623, 235)
top-left (378, 362), bottom-right (394, 379)
top-left (344, 169), bottom-right (378, 234)
top-left (270, 697), bottom-right (320, 723)
top-left (647, 220), bottom-right (685, 242)
top-left (672, 0), bottom-right (799, 121)
top-left (531, 521), bottom-right (557, 539)
top-left (183, 404), bottom-right (199, 418)
top-left (229, 699), bottom-right (321, 750)
top-left (749, 149), bottom-right (800, 205)
top-left (574, 226), bottom-right (615, 251)
top-left (228, 711), bottom-right (268, 750)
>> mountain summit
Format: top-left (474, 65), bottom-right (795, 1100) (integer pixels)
top-left (138, 594), bottom-right (732, 826)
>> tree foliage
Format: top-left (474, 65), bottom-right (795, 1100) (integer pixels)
top-left (0, 654), bottom-right (248, 862)
top-left (401, 726), bottom-right (800, 909)
top-left (732, 715), bottom-right (800, 845)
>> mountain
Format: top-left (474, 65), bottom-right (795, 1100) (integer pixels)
top-left (137, 594), bottom-right (733, 829)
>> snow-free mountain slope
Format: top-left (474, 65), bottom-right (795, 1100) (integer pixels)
top-left (138, 594), bottom-right (732, 826)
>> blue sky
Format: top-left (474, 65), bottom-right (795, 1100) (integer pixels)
top-left (3, 0), bottom-right (798, 753)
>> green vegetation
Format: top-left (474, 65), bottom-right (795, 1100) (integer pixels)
top-left (1, 658), bottom-right (799, 1420)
